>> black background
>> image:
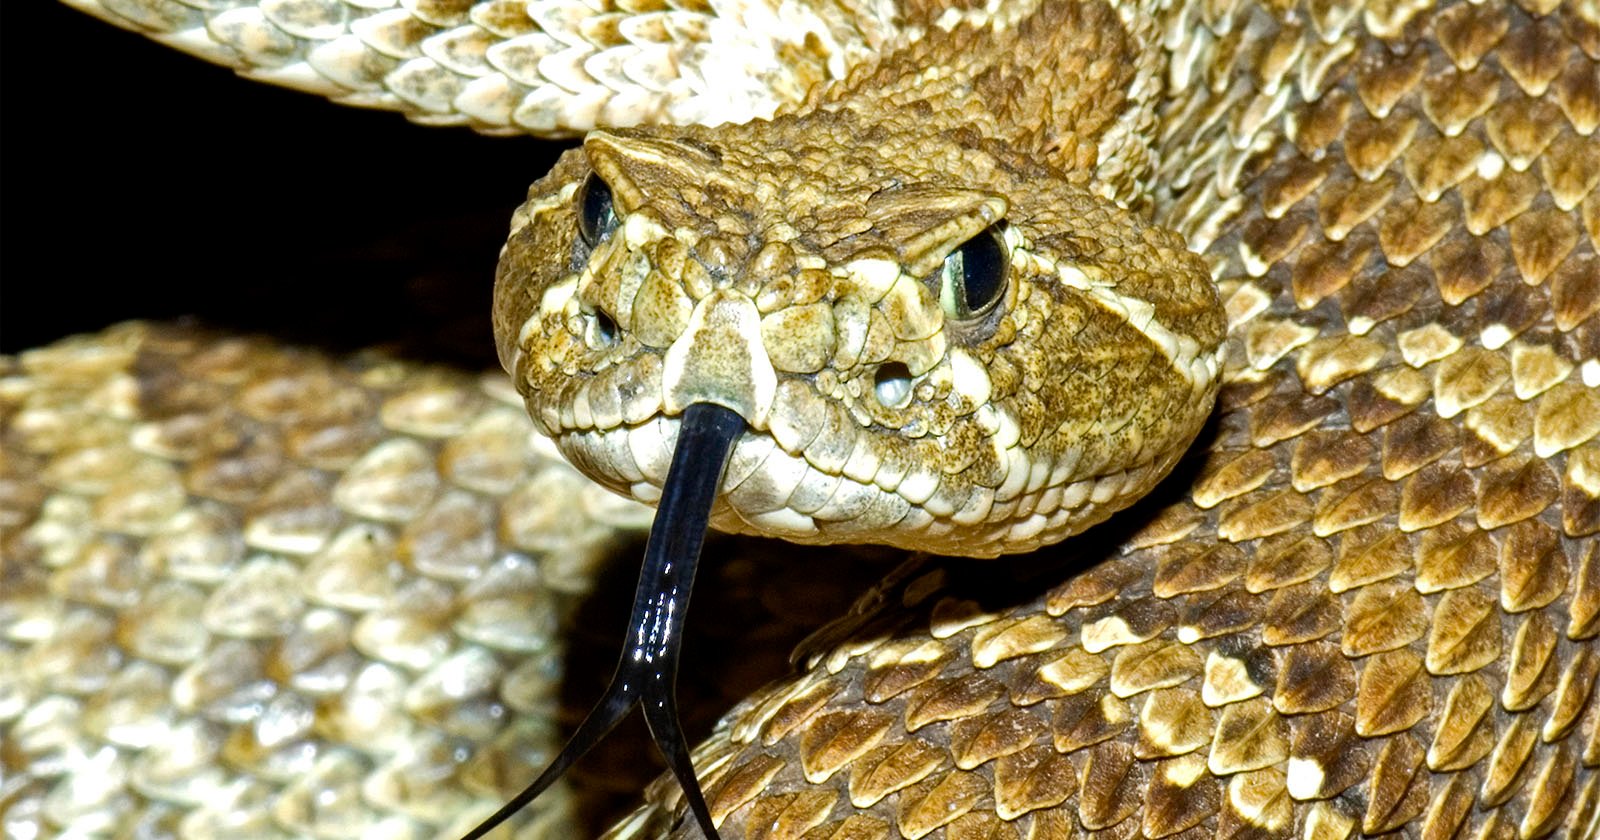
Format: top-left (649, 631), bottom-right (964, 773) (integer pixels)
top-left (2, 2), bottom-right (568, 364)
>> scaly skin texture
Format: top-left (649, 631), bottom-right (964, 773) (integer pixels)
top-left (7, 0), bottom-right (1600, 839)
top-left (1, 323), bottom-right (900, 836)
top-left (1, 325), bottom-right (630, 837)
top-left (54, 0), bottom-right (902, 132)
top-left (494, 1), bottom-right (1228, 556)
top-left (585, 0), bottom-right (1600, 837)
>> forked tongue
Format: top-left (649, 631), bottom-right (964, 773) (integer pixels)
top-left (462, 402), bottom-right (745, 840)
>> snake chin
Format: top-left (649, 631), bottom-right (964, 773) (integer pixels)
top-left (546, 406), bottom-right (1203, 558)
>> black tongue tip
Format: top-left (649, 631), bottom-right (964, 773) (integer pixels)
top-left (461, 403), bottom-right (745, 840)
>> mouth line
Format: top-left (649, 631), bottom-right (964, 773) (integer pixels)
top-left (552, 416), bottom-right (932, 547)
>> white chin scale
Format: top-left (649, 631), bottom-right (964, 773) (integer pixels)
top-left (552, 415), bottom-right (1171, 558)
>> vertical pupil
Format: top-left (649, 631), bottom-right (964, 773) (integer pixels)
top-left (579, 174), bottom-right (615, 246)
top-left (960, 231), bottom-right (1003, 312)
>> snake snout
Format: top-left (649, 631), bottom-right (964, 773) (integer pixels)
top-left (661, 289), bottom-right (778, 429)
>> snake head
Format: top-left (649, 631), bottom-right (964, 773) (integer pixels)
top-left (495, 113), bottom-right (1226, 557)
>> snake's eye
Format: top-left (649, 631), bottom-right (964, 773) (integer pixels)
top-left (939, 223), bottom-right (1008, 322)
top-left (577, 172), bottom-right (619, 247)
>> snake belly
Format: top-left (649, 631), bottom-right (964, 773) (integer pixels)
top-left (9, 0), bottom-right (1600, 839)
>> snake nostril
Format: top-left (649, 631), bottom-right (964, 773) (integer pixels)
top-left (591, 310), bottom-right (620, 347)
top-left (873, 362), bottom-right (914, 409)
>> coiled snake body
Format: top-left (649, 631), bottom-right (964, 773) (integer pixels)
top-left (4, 0), bottom-right (1599, 838)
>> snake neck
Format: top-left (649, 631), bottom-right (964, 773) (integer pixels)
top-left (792, 0), bottom-right (1174, 208)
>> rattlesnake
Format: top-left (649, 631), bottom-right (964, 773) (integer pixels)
top-left (4, 1), bottom-right (1598, 840)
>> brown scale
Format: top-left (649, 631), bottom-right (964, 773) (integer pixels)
top-left (587, 0), bottom-right (1600, 838)
top-left (0, 324), bottom-right (901, 836)
top-left (8, 0), bottom-right (1600, 837)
